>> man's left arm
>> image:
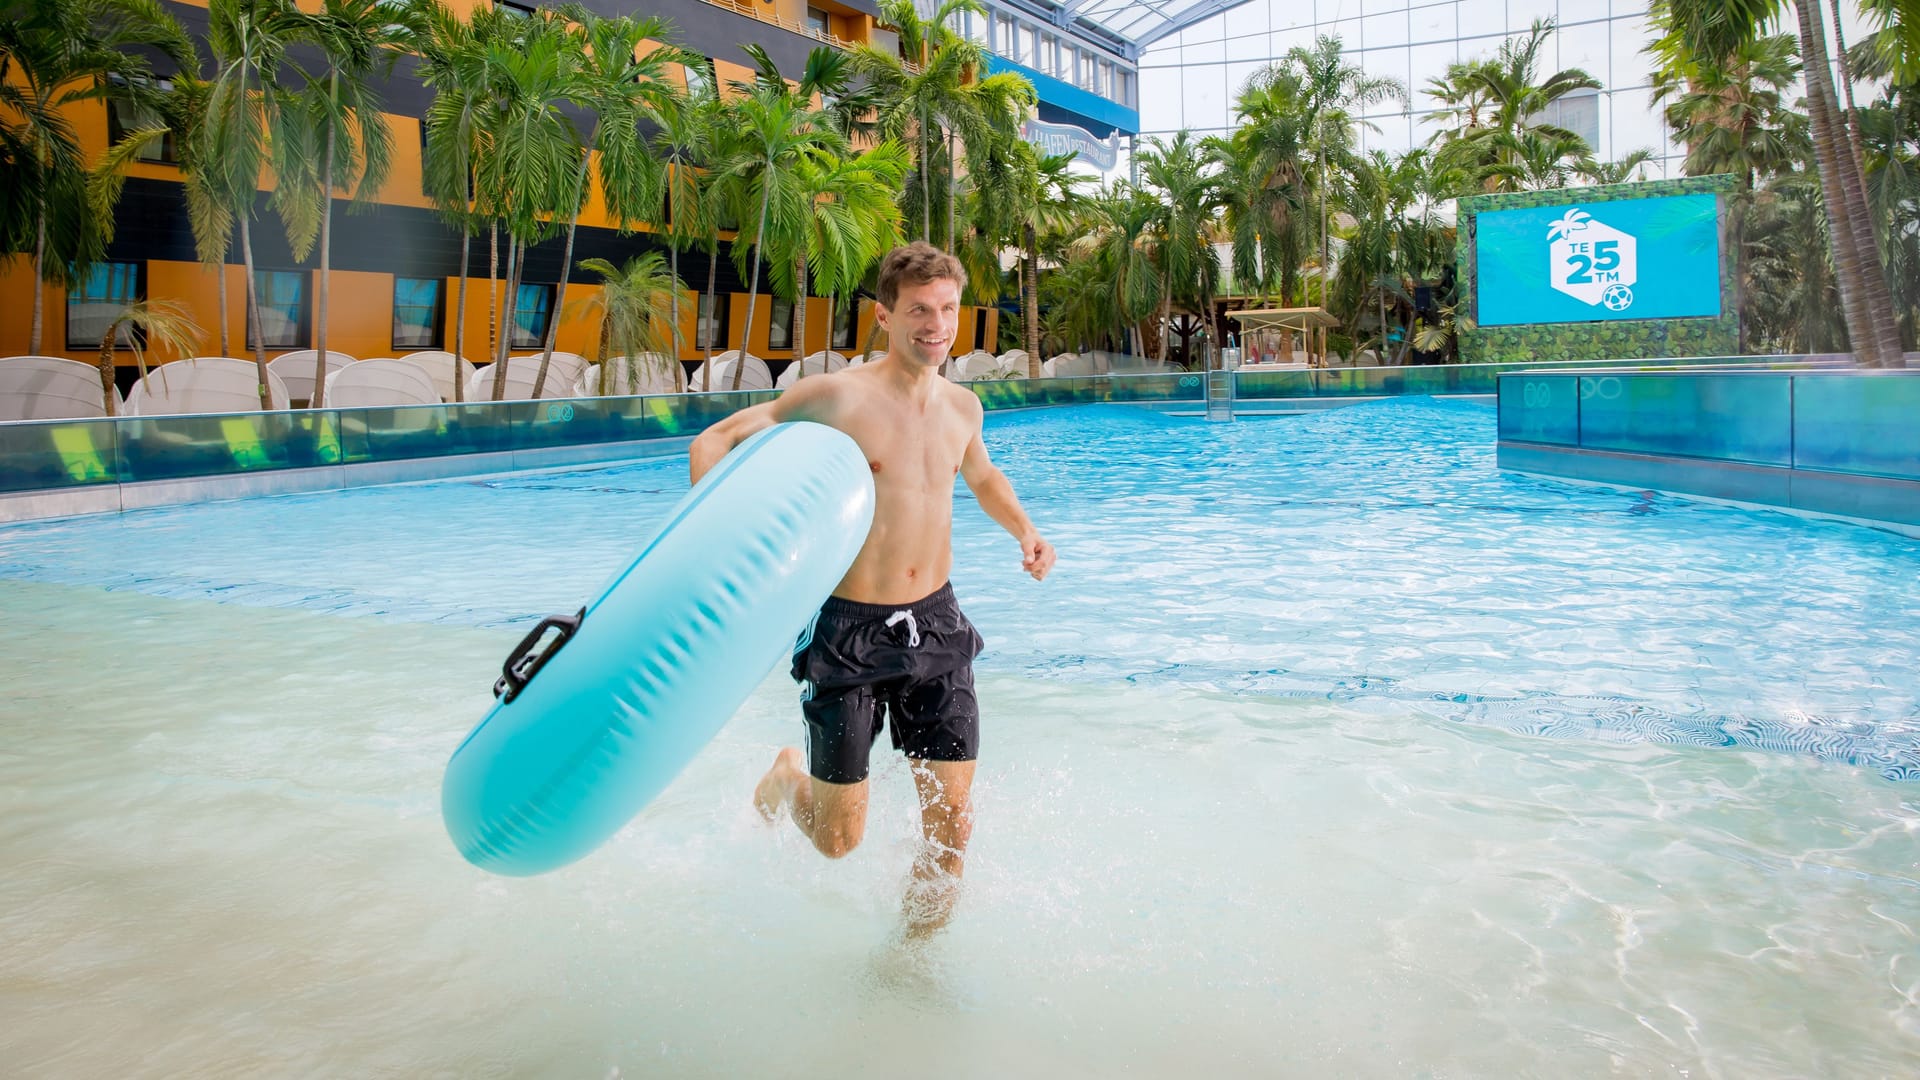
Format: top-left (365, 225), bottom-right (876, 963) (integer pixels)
top-left (958, 409), bottom-right (1055, 582)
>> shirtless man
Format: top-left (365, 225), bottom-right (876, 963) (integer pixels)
top-left (688, 242), bottom-right (1055, 936)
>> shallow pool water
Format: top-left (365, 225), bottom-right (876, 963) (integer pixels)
top-left (2, 399), bottom-right (1917, 1076)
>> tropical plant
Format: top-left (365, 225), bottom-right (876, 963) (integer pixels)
top-left (1218, 65), bottom-right (1314, 306)
top-left (202, 0), bottom-right (303, 401)
top-left (1648, 20), bottom-right (1806, 350)
top-left (95, 298), bottom-right (202, 416)
top-left (273, 0), bottom-right (403, 408)
top-left (649, 80), bottom-right (720, 392)
top-left (1425, 20), bottom-right (1601, 195)
top-left (1283, 35), bottom-right (1406, 300)
top-left (414, 0), bottom-right (512, 400)
top-left (717, 54), bottom-right (849, 389)
top-left (527, 10), bottom-right (685, 399)
top-left (776, 141), bottom-right (911, 374)
top-left (574, 254), bottom-right (687, 392)
top-left (0, 0), bottom-right (193, 354)
top-left (851, 0), bottom-right (1033, 248)
top-left (475, 9), bottom-right (583, 396)
top-left (1657, 0), bottom-right (1905, 365)
top-left (1138, 130), bottom-right (1221, 361)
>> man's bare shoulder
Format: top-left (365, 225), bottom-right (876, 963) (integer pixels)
top-left (775, 368), bottom-right (865, 421)
top-left (942, 379), bottom-right (984, 421)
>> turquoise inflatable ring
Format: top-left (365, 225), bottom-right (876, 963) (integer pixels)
top-left (442, 421), bottom-right (876, 876)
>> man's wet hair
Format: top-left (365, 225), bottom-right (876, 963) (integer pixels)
top-left (876, 242), bottom-right (967, 309)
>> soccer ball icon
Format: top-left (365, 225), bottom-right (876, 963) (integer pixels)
top-left (1601, 284), bottom-right (1634, 311)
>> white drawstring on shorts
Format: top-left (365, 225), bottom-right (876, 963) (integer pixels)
top-left (885, 609), bottom-right (921, 647)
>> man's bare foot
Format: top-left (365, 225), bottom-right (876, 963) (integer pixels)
top-left (753, 747), bottom-right (806, 822)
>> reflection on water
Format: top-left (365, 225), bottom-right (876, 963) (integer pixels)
top-left (3, 579), bottom-right (1917, 1076)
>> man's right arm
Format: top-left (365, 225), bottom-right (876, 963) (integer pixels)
top-left (687, 377), bottom-right (842, 484)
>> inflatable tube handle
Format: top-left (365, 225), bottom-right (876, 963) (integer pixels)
top-left (494, 607), bottom-right (586, 704)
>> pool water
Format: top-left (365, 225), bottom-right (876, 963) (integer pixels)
top-left (2, 399), bottom-right (1917, 1076)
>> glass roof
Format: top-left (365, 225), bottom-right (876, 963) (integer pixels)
top-left (1035, 0), bottom-right (1253, 54)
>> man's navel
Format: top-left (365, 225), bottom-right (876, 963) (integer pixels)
top-left (869, 460), bottom-right (882, 473)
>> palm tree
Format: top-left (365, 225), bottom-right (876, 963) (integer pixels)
top-left (203, 0), bottom-right (303, 403)
top-left (1426, 20), bottom-right (1600, 195)
top-left (717, 64), bottom-right (848, 389)
top-left (1576, 149), bottom-right (1658, 185)
top-left (1081, 184), bottom-right (1162, 357)
top-left (1138, 131), bottom-right (1220, 362)
top-left (530, 10), bottom-right (685, 400)
top-left (1647, 0), bottom-right (1903, 365)
top-left (414, 0), bottom-right (510, 401)
top-left (476, 9), bottom-right (582, 397)
top-left (0, 0), bottom-right (193, 355)
top-left (1219, 66), bottom-right (1314, 307)
top-left (575, 253), bottom-right (687, 390)
top-left (274, 0), bottom-right (401, 408)
top-left (852, 0), bottom-right (1032, 248)
top-left (1283, 35), bottom-right (1406, 305)
top-left (1648, 24), bottom-right (1805, 351)
top-left (95, 298), bottom-right (202, 416)
top-left (161, 75), bottom-right (239, 358)
top-left (1010, 150), bottom-right (1089, 376)
top-left (649, 82), bottom-right (719, 393)
top-left (776, 141), bottom-right (911, 371)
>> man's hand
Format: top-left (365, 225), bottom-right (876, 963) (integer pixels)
top-left (1019, 533), bottom-right (1055, 581)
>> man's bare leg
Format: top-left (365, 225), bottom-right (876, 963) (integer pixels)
top-left (903, 758), bottom-right (976, 939)
top-left (754, 748), bottom-right (869, 858)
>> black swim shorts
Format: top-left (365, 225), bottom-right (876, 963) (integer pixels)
top-left (789, 582), bottom-right (986, 785)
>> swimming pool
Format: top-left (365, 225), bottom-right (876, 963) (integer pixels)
top-left (3, 399), bottom-right (1916, 1075)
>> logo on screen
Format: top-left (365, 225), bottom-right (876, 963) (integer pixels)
top-left (1547, 209), bottom-right (1636, 311)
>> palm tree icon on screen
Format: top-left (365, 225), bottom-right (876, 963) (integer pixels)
top-left (1546, 209), bottom-right (1592, 241)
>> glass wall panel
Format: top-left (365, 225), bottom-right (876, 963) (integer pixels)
top-left (1497, 375), bottom-right (1580, 445)
top-left (1791, 375), bottom-right (1920, 480)
top-left (0, 419), bottom-right (120, 492)
top-left (1577, 375), bottom-right (1792, 465)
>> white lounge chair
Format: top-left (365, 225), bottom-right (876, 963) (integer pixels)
top-left (464, 355), bottom-right (585, 401)
top-left (0, 355), bottom-right (119, 420)
top-left (124, 357), bottom-right (290, 414)
top-left (323, 358), bottom-right (442, 408)
top-left (267, 349), bottom-right (355, 405)
top-left (396, 351), bottom-right (477, 403)
top-left (996, 349), bottom-right (1032, 378)
top-left (581, 355), bottom-right (682, 396)
top-left (774, 350), bottom-right (848, 388)
top-left (1042, 352), bottom-right (1109, 378)
top-left (510, 350), bottom-right (591, 391)
top-left (687, 351), bottom-right (772, 392)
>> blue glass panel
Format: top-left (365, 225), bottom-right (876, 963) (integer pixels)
top-left (337, 403), bottom-right (510, 464)
top-left (0, 418), bottom-right (121, 492)
top-left (117, 411), bottom-right (338, 482)
top-left (1497, 374), bottom-right (1579, 445)
top-left (1576, 374), bottom-right (1792, 465)
top-left (1233, 370), bottom-right (1313, 399)
top-left (1792, 373), bottom-right (1920, 481)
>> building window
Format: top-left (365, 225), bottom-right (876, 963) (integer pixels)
top-left (392, 277), bottom-right (444, 350)
top-left (509, 283), bottom-right (554, 349)
top-left (106, 77), bottom-right (175, 164)
top-left (974, 311), bottom-right (988, 352)
top-left (832, 300), bottom-right (856, 350)
top-left (249, 270), bottom-right (309, 350)
top-left (496, 0), bottom-right (535, 16)
top-left (67, 261), bottom-right (143, 349)
top-left (682, 59), bottom-right (715, 98)
top-left (804, 6), bottom-right (828, 36)
top-left (696, 292), bottom-right (729, 350)
top-left (767, 297), bottom-right (794, 351)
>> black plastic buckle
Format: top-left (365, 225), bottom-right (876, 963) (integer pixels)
top-left (493, 607), bottom-right (587, 704)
